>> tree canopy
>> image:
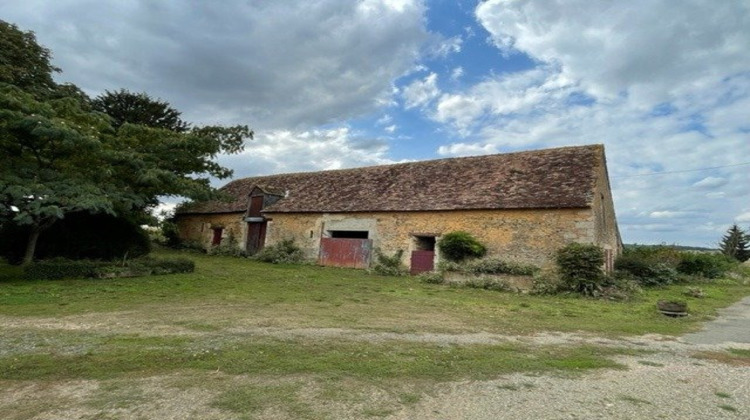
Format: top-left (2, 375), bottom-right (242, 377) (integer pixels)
top-left (0, 20), bottom-right (252, 264)
top-left (0, 20), bottom-right (59, 97)
top-left (92, 89), bottom-right (189, 132)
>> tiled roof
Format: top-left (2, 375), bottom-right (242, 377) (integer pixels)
top-left (178, 144), bottom-right (604, 214)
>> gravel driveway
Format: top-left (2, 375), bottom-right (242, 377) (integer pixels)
top-left (2, 298), bottom-right (750, 419)
top-left (388, 296), bottom-right (750, 420)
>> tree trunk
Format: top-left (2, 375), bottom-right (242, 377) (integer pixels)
top-left (22, 225), bottom-right (41, 266)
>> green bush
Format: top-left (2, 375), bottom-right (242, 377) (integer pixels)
top-left (555, 243), bottom-right (606, 297)
top-left (24, 257), bottom-right (195, 280)
top-left (24, 259), bottom-right (106, 280)
top-left (599, 273), bottom-right (642, 301)
top-left (462, 276), bottom-right (513, 292)
top-left (127, 257), bottom-right (195, 275)
top-left (208, 231), bottom-right (244, 257)
top-left (530, 271), bottom-right (563, 295)
top-left (461, 257), bottom-right (538, 276)
top-left (417, 271), bottom-right (445, 284)
top-left (253, 239), bottom-right (305, 264)
top-left (438, 231), bottom-right (487, 262)
top-left (621, 245), bottom-right (682, 268)
top-left (159, 219), bottom-right (183, 248)
top-left (370, 249), bottom-right (407, 276)
top-left (614, 254), bottom-right (677, 286)
top-left (676, 253), bottom-right (734, 279)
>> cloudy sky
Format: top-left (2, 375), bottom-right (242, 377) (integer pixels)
top-left (4, 0), bottom-right (750, 247)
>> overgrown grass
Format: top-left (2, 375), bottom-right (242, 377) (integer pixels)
top-left (1, 250), bottom-right (749, 336)
top-left (1, 250), bottom-right (749, 418)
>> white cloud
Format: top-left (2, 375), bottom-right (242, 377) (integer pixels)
top-left (220, 127), bottom-right (395, 180)
top-left (4, 0), bottom-right (429, 129)
top-left (737, 212), bottom-right (750, 223)
top-left (649, 211), bottom-right (692, 219)
top-left (402, 72), bottom-right (441, 109)
top-left (437, 142), bottom-right (498, 157)
top-left (376, 114), bottom-right (393, 125)
top-left (433, 66), bottom-right (575, 136)
top-left (427, 35), bottom-right (463, 58)
top-left (450, 66), bottom-right (464, 81)
top-left (476, 0), bottom-right (750, 106)
top-left (692, 177), bottom-right (727, 189)
top-left (384, 125), bottom-right (397, 133)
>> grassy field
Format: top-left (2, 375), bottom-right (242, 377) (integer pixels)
top-left (1, 250), bottom-right (749, 419)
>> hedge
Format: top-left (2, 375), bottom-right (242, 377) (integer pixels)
top-left (24, 257), bottom-right (195, 280)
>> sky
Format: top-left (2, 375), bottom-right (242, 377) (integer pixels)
top-left (4, 0), bottom-right (749, 247)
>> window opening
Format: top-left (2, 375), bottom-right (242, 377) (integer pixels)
top-left (414, 236), bottom-right (436, 251)
top-left (329, 230), bottom-right (369, 239)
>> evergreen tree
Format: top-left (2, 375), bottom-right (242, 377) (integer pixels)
top-left (720, 224), bottom-right (750, 262)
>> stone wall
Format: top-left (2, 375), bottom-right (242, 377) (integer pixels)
top-left (591, 152), bottom-right (623, 255)
top-left (263, 208), bottom-right (596, 269)
top-left (175, 212), bottom-right (246, 250)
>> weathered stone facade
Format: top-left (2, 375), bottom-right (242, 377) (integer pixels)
top-left (263, 208), bottom-right (596, 268)
top-left (176, 212), bottom-right (246, 250)
top-left (175, 145), bottom-right (622, 271)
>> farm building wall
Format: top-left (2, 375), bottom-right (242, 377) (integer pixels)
top-left (589, 151), bottom-right (622, 270)
top-left (175, 212), bottom-right (247, 250)
top-left (263, 208), bottom-right (598, 268)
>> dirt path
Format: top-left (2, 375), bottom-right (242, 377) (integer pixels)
top-left (2, 299), bottom-right (750, 419)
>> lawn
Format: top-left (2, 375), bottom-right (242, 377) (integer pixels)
top-left (1, 250), bottom-right (748, 419)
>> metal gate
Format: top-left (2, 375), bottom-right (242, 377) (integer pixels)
top-left (410, 250), bottom-right (435, 275)
top-left (319, 238), bottom-right (372, 269)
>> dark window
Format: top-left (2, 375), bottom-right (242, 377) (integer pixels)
top-left (329, 230), bottom-right (369, 239)
top-left (414, 236), bottom-right (436, 251)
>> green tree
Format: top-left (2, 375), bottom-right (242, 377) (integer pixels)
top-left (92, 89), bottom-right (189, 132)
top-left (0, 21), bottom-right (252, 264)
top-left (0, 20), bottom-right (59, 97)
top-left (720, 224), bottom-right (750, 262)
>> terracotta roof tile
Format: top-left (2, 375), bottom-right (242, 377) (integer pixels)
top-left (178, 144), bottom-right (604, 214)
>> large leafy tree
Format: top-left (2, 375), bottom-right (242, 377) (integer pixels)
top-left (0, 20), bottom-right (252, 264)
top-left (720, 224), bottom-right (750, 262)
top-left (92, 89), bottom-right (189, 132)
top-left (0, 20), bottom-right (58, 97)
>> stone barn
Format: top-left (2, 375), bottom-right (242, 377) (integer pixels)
top-left (175, 144), bottom-right (622, 272)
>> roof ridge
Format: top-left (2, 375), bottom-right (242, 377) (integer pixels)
top-left (179, 144), bottom-right (605, 215)
top-left (228, 143), bottom-right (602, 181)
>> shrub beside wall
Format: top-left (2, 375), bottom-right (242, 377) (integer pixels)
top-left (437, 231), bottom-right (487, 262)
top-left (555, 243), bottom-right (606, 296)
top-left (253, 239), bottom-right (305, 264)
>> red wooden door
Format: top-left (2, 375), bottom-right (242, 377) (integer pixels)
top-left (319, 238), bottom-right (372, 269)
top-left (410, 250), bottom-right (434, 275)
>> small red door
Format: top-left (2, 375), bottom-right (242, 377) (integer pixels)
top-left (410, 250), bottom-right (435, 275)
top-left (211, 228), bottom-right (223, 246)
